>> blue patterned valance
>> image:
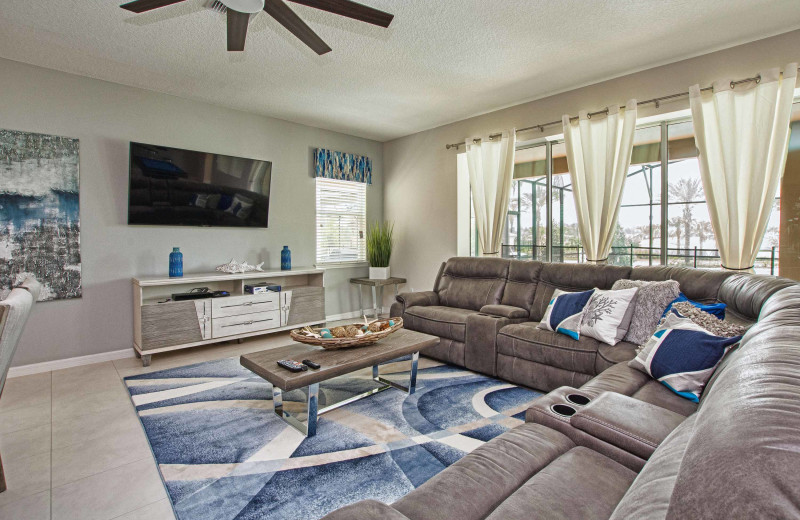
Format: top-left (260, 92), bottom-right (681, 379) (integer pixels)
top-left (314, 148), bottom-right (372, 185)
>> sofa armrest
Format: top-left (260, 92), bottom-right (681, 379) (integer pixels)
top-left (321, 500), bottom-right (410, 520)
top-left (571, 392), bottom-right (686, 460)
top-left (395, 291), bottom-right (439, 312)
top-left (479, 304), bottom-right (529, 319)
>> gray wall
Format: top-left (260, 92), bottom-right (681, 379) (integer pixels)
top-left (0, 58), bottom-right (384, 366)
top-left (383, 30), bottom-right (800, 295)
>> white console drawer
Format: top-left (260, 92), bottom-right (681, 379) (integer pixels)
top-left (212, 310), bottom-right (280, 338)
top-left (212, 293), bottom-right (279, 318)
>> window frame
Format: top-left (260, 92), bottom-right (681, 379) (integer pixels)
top-left (315, 177), bottom-right (367, 267)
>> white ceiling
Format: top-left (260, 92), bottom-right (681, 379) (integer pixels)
top-left (1, 0), bottom-right (799, 141)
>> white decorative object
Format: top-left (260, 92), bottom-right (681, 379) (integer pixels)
top-left (215, 259), bottom-right (265, 274)
top-left (369, 267), bottom-right (391, 280)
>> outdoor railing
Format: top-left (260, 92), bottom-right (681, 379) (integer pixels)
top-left (500, 244), bottom-right (779, 275)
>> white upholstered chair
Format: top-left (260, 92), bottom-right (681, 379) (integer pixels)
top-left (0, 277), bottom-right (41, 493)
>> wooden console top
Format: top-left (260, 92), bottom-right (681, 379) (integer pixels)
top-left (133, 266), bottom-right (324, 287)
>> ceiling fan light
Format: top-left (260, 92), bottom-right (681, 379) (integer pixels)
top-left (220, 0), bottom-right (264, 14)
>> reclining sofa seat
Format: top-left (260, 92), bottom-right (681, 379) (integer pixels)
top-left (324, 283), bottom-right (800, 520)
top-left (396, 257), bottom-right (515, 371)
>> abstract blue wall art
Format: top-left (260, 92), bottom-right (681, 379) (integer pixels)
top-left (0, 129), bottom-right (81, 301)
top-left (314, 148), bottom-right (372, 184)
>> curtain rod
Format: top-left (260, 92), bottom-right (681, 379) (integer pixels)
top-left (444, 67), bottom-right (799, 150)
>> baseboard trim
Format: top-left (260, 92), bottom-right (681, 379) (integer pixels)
top-left (8, 349), bottom-right (137, 378)
top-left (8, 308), bottom-right (390, 378)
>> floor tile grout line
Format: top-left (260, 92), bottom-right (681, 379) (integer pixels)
top-left (50, 453), bottom-right (154, 492)
top-left (106, 497), bottom-right (168, 520)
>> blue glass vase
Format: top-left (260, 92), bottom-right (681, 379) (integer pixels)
top-left (169, 247), bottom-right (183, 278)
top-left (281, 246), bottom-right (291, 271)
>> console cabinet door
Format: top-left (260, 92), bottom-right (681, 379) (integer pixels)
top-left (283, 287), bottom-right (325, 327)
top-left (141, 300), bottom-right (209, 350)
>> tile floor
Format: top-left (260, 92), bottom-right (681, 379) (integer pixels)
top-left (0, 330), bottom-right (304, 520)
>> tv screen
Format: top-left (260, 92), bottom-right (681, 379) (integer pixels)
top-left (128, 142), bottom-right (272, 228)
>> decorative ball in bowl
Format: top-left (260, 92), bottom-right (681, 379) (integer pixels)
top-left (290, 317), bottom-right (403, 349)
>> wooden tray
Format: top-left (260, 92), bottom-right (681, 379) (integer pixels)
top-left (290, 317), bottom-right (403, 349)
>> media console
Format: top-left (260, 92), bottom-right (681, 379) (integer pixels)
top-left (132, 267), bottom-right (325, 366)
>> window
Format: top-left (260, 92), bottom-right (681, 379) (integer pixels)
top-left (612, 124), bottom-right (663, 266)
top-left (315, 178), bottom-right (366, 265)
top-left (460, 103), bottom-right (799, 277)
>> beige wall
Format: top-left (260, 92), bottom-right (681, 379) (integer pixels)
top-left (384, 30), bottom-right (800, 293)
top-left (0, 58), bottom-right (383, 366)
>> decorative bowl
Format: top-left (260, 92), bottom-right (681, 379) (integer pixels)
top-left (290, 317), bottom-right (403, 349)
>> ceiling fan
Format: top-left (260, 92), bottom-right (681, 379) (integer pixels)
top-left (120, 0), bottom-right (394, 54)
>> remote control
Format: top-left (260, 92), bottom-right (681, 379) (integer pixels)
top-left (277, 360), bottom-right (307, 372)
top-left (302, 359), bottom-right (320, 370)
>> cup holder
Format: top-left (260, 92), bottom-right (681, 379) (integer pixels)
top-left (550, 404), bottom-right (577, 417)
top-left (566, 394), bottom-right (591, 406)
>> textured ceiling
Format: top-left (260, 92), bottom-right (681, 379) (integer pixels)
top-left (1, 0), bottom-right (800, 141)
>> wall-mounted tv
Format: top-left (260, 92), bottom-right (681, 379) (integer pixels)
top-left (128, 142), bottom-right (272, 228)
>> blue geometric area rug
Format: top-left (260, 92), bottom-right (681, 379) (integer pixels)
top-left (123, 356), bottom-right (542, 520)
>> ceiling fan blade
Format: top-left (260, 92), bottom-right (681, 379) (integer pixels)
top-left (263, 0), bottom-right (332, 55)
top-left (287, 0), bottom-right (393, 28)
top-left (227, 10), bottom-right (250, 51)
top-left (120, 0), bottom-right (188, 13)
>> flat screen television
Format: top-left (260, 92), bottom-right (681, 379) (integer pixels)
top-left (128, 142), bottom-right (272, 227)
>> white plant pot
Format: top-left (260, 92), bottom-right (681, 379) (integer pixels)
top-left (369, 266), bottom-right (390, 280)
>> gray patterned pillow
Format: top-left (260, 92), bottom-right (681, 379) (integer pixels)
top-left (611, 279), bottom-right (680, 345)
top-left (668, 301), bottom-right (748, 337)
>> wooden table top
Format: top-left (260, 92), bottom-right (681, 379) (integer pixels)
top-left (349, 277), bottom-right (407, 287)
top-left (240, 328), bottom-right (438, 391)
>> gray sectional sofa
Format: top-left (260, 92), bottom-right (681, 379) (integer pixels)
top-left (322, 257), bottom-right (800, 519)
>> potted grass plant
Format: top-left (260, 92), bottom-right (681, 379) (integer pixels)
top-left (367, 221), bottom-right (394, 279)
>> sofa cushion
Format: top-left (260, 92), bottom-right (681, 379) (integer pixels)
top-left (629, 313), bottom-right (741, 402)
top-left (437, 258), bottom-right (509, 311)
top-left (499, 322), bottom-right (600, 376)
top-left (579, 287), bottom-right (639, 346)
top-left (530, 264), bottom-right (632, 321)
top-left (595, 342), bottom-right (638, 374)
top-left (404, 306), bottom-right (476, 343)
top-left (321, 500), bottom-right (411, 520)
top-left (611, 279), bottom-right (680, 345)
top-left (485, 447), bottom-right (636, 520)
top-left (578, 362), bottom-right (698, 417)
top-left (538, 289), bottom-right (595, 340)
top-left (501, 260), bottom-right (545, 314)
top-left (392, 423), bottom-right (575, 520)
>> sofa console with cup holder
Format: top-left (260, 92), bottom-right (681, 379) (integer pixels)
top-left (323, 258), bottom-right (800, 519)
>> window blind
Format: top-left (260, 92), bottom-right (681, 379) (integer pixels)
top-left (316, 178), bottom-right (367, 264)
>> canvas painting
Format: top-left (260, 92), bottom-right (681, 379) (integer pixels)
top-left (0, 129), bottom-right (81, 301)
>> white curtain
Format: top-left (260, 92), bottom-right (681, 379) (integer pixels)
top-left (562, 101), bottom-right (638, 263)
top-left (689, 64), bottom-right (797, 271)
top-left (465, 131), bottom-right (516, 257)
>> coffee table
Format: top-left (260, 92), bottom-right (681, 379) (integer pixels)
top-left (240, 328), bottom-right (439, 436)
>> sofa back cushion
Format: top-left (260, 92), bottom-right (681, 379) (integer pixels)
top-left (436, 258), bottom-right (510, 311)
top-left (717, 272), bottom-right (797, 322)
top-left (630, 266), bottom-right (732, 305)
top-left (501, 260), bottom-right (545, 316)
top-left (530, 264), bottom-right (632, 321)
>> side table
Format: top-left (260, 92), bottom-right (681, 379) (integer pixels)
top-left (350, 277), bottom-right (407, 319)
